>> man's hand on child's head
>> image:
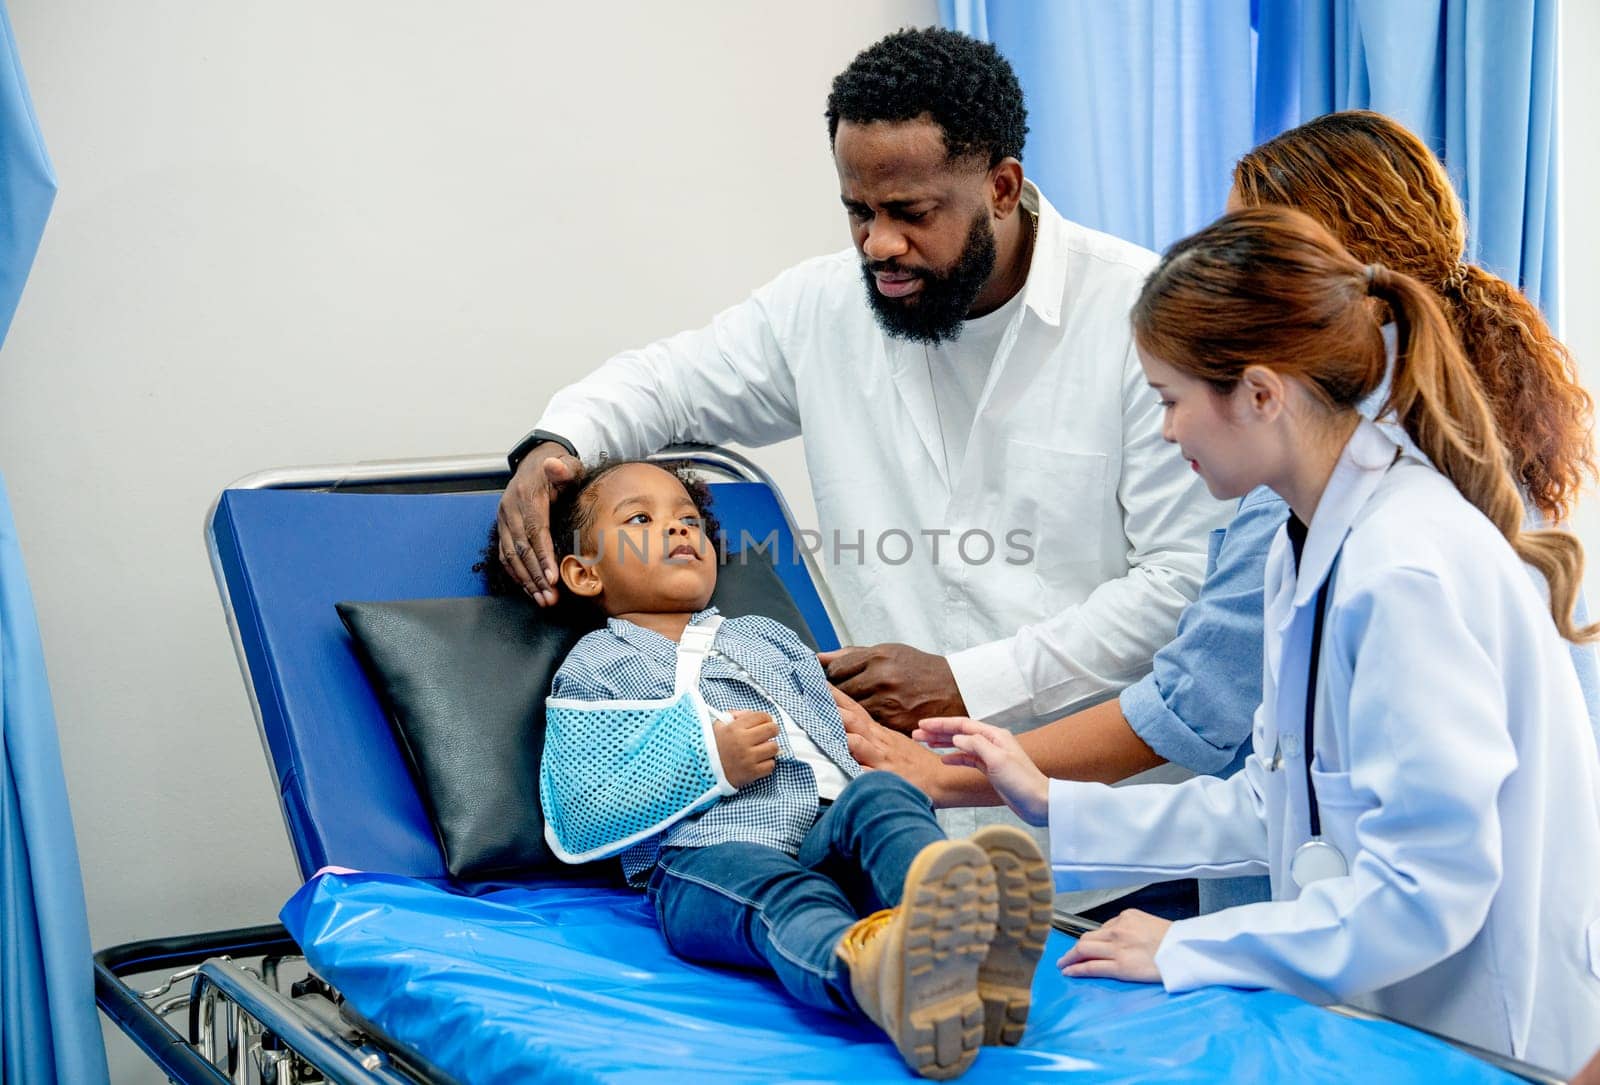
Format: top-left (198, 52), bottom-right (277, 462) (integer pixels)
top-left (497, 443), bottom-right (581, 607)
top-left (714, 710), bottom-right (780, 788)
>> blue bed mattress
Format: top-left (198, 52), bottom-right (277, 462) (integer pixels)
top-left (282, 871), bottom-right (1520, 1084)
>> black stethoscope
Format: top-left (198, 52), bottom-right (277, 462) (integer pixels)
top-left (1276, 446), bottom-right (1402, 889)
top-left (1273, 556), bottom-right (1350, 889)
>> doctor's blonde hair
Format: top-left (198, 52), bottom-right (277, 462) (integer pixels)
top-left (1233, 110), bottom-right (1596, 524)
top-left (1133, 207), bottom-right (1598, 642)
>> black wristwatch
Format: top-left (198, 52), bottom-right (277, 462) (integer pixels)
top-left (507, 429), bottom-right (579, 472)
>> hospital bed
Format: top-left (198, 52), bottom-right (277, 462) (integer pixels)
top-left (94, 449), bottom-right (1569, 1084)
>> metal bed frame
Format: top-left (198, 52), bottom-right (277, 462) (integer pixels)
top-left (93, 449), bottom-right (1569, 1085)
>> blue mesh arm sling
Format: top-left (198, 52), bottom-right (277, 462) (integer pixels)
top-left (540, 616), bottom-right (735, 863)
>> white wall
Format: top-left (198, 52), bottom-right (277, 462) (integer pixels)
top-left (0, 3), bottom-right (932, 1080)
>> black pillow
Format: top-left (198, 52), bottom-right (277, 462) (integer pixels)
top-left (337, 549), bottom-right (818, 881)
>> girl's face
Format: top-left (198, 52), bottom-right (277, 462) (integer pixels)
top-left (1140, 348), bottom-right (1264, 501)
top-left (560, 463), bottom-right (718, 614)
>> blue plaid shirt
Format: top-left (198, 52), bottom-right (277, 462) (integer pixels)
top-left (549, 607), bottom-right (861, 885)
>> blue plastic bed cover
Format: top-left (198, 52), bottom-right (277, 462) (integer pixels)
top-left (282, 872), bottom-right (1519, 1084)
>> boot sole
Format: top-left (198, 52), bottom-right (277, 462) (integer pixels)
top-left (969, 826), bottom-right (1053, 1046)
top-left (893, 840), bottom-right (998, 1079)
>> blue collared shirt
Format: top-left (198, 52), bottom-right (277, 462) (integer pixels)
top-left (1119, 485), bottom-right (1285, 778)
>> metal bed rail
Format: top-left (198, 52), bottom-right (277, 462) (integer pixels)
top-left (95, 924), bottom-right (460, 1085)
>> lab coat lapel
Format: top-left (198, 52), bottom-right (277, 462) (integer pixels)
top-left (1262, 531), bottom-right (1297, 689)
top-left (1266, 421), bottom-right (1400, 848)
top-left (1268, 420), bottom-right (1400, 652)
top-left (1260, 419), bottom-right (1388, 726)
top-left (1289, 420), bottom-right (1401, 612)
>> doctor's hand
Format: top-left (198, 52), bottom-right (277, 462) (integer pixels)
top-left (1058, 909), bottom-right (1170, 984)
top-left (819, 643), bottom-right (966, 734)
top-left (714, 711), bottom-right (780, 789)
top-left (497, 442), bottom-right (582, 606)
top-left (913, 717), bottom-right (1050, 826)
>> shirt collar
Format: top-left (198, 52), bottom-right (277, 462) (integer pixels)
top-left (1018, 180), bottom-right (1067, 327)
top-left (606, 605), bottom-right (722, 654)
top-left (1291, 418), bottom-right (1400, 609)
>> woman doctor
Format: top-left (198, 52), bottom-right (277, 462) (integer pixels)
top-left (918, 207), bottom-right (1600, 1075)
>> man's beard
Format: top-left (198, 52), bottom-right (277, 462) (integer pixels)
top-left (860, 210), bottom-right (998, 345)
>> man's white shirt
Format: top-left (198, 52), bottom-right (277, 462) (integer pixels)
top-left (922, 281), bottom-right (1022, 480)
top-left (535, 181), bottom-right (1226, 749)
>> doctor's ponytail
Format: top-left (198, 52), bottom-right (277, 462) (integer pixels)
top-left (1133, 207), bottom-right (1597, 642)
top-left (1368, 266), bottom-right (1598, 642)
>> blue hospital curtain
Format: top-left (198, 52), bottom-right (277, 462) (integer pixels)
top-left (1255, 0), bottom-right (1560, 318)
top-left (0, 2), bottom-right (108, 1082)
top-left (941, 0), bottom-right (1258, 253)
top-left (941, 0), bottom-right (1560, 318)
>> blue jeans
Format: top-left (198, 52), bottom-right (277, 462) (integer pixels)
top-left (1198, 874), bottom-right (1272, 913)
top-left (647, 772), bottom-right (945, 1015)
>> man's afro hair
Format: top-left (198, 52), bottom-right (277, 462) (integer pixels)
top-left (826, 26), bottom-right (1027, 167)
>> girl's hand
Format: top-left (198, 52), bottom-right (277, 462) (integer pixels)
top-left (913, 717), bottom-right (1050, 825)
top-left (714, 711), bottom-right (780, 788)
top-left (1058, 909), bottom-right (1171, 983)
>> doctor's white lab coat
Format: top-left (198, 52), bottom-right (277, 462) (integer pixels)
top-left (532, 184), bottom-right (1227, 738)
top-left (1047, 419), bottom-right (1600, 1075)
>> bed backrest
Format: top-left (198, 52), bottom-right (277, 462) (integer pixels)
top-left (207, 472), bottom-right (839, 881)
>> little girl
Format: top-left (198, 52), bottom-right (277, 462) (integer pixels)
top-left (529, 458), bottom-right (1052, 1079)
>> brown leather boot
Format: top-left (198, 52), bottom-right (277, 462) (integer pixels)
top-left (835, 839), bottom-right (998, 1079)
top-left (969, 825), bottom-right (1053, 1046)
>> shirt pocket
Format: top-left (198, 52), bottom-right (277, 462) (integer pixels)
top-left (1000, 440), bottom-right (1109, 588)
top-left (1308, 762), bottom-right (1369, 868)
top-left (1587, 915), bottom-right (1600, 981)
